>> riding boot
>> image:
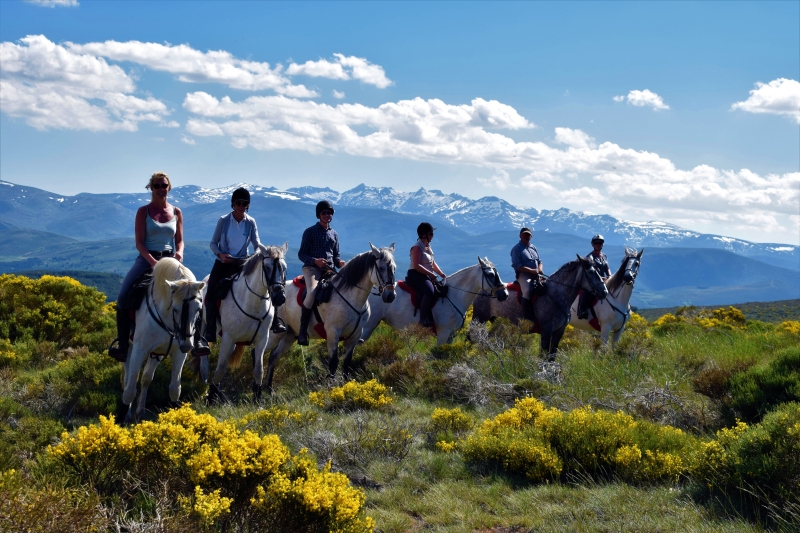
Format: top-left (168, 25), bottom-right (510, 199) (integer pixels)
top-left (108, 307), bottom-right (131, 362)
top-left (521, 297), bottom-right (536, 322)
top-left (192, 314), bottom-right (210, 357)
top-left (204, 300), bottom-right (218, 343)
top-left (270, 313), bottom-right (287, 334)
top-left (577, 291), bottom-right (589, 320)
top-left (297, 305), bottom-right (313, 346)
top-left (419, 294), bottom-right (434, 327)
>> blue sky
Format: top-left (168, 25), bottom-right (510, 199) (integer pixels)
top-left (1, 0), bottom-right (798, 244)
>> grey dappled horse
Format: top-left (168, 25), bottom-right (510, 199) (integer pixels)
top-left (264, 243), bottom-right (397, 393)
top-left (360, 257), bottom-right (509, 346)
top-left (473, 255), bottom-right (608, 358)
top-left (121, 258), bottom-right (205, 424)
top-left (198, 243), bottom-right (288, 404)
top-left (570, 248), bottom-right (644, 348)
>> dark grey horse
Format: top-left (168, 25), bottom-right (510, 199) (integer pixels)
top-left (473, 255), bottom-right (608, 358)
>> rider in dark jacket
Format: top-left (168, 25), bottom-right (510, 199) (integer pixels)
top-left (577, 234), bottom-right (610, 319)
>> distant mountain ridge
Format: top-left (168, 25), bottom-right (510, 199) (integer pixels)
top-left (1, 180), bottom-right (797, 271)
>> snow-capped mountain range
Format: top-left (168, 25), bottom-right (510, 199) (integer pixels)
top-left (1, 180), bottom-right (798, 271)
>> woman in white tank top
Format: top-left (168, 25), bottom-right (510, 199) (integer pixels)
top-left (407, 222), bottom-right (447, 327)
top-left (109, 172), bottom-right (184, 362)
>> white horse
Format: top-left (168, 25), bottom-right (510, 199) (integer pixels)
top-left (198, 243), bottom-right (288, 404)
top-left (360, 257), bottom-right (509, 346)
top-left (121, 258), bottom-right (205, 424)
top-left (264, 243), bottom-right (397, 393)
top-left (570, 248), bottom-right (644, 347)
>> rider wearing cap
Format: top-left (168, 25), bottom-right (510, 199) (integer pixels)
top-left (198, 188), bottom-right (277, 353)
top-left (510, 227), bottom-right (543, 323)
top-left (296, 200), bottom-right (346, 345)
top-left (577, 234), bottom-right (611, 319)
top-left (407, 222), bottom-right (447, 327)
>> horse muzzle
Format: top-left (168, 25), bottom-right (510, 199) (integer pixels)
top-left (382, 289), bottom-right (396, 303)
top-left (624, 272), bottom-right (634, 284)
top-left (272, 288), bottom-right (286, 306)
top-left (496, 288), bottom-right (509, 302)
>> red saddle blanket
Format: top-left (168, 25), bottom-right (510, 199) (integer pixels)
top-left (577, 290), bottom-right (601, 332)
top-left (504, 281), bottom-right (545, 334)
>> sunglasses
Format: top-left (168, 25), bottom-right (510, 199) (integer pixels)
top-left (234, 200), bottom-right (250, 207)
top-left (320, 210), bottom-right (334, 216)
top-left (151, 183), bottom-right (169, 190)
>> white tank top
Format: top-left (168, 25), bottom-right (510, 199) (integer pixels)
top-left (410, 239), bottom-right (434, 269)
top-left (144, 206), bottom-right (177, 252)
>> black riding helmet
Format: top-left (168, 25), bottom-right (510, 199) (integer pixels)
top-left (316, 200), bottom-right (335, 218)
top-left (417, 222), bottom-right (435, 237)
top-left (231, 187), bottom-right (251, 210)
top-left (591, 234), bottom-right (605, 244)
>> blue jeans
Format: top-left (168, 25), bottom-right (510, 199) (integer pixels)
top-left (118, 255), bottom-right (153, 302)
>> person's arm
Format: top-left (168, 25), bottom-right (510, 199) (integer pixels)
top-left (411, 246), bottom-right (437, 279)
top-left (432, 259), bottom-right (446, 279)
top-left (135, 207), bottom-right (158, 267)
top-left (297, 228), bottom-right (315, 265)
top-left (173, 207), bottom-right (184, 262)
top-left (209, 216), bottom-right (225, 257)
top-left (333, 232), bottom-right (344, 268)
top-left (250, 216), bottom-right (261, 251)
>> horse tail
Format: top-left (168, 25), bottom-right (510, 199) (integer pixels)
top-left (229, 344), bottom-right (247, 369)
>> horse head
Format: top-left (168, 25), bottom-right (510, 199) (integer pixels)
top-left (259, 242), bottom-right (289, 305)
top-left (164, 279), bottom-right (206, 353)
top-left (576, 254), bottom-right (608, 301)
top-left (369, 241), bottom-right (397, 303)
top-left (623, 248), bottom-right (644, 284)
top-left (478, 256), bottom-right (508, 302)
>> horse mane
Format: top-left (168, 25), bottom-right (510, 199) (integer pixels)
top-left (605, 247), bottom-right (638, 294)
top-left (336, 247), bottom-right (395, 290)
top-left (152, 258), bottom-right (196, 302)
top-left (242, 245), bottom-right (287, 277)
top-left (449, 258), bottom-right (495, 281)
top-left (549, 258), bottom-right (581, 281)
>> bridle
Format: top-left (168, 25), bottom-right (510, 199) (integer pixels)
top-left (446, 264), bottom-right (507, 329)
top-left (231, 255), bottom-right (287, 345)
top-left (145, 284), bottom-right (202, 360)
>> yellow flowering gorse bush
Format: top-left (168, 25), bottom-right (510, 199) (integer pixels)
top-left (461, 397), bottom-right (697, 483)
top-left (697, 306), bottom-right (747, 330)
top-left (777, 320), bottom-right (800, 336)
top-left (309, 379), bottom-right (393, 410)
top-left (49, 405), bottom-right (373, 532)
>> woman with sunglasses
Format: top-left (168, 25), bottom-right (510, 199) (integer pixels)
top-left (407, 222), bottom-right (447, 327)
top-left (109, 171), bottom-right (184, 361)
top-left (197, 187), bottom-right (285, 353)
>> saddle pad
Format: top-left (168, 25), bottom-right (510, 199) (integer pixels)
top-left (577, 290), bottom-right (602, 332)
top-left (396, 280), bottom-right (438, 310)
top-left (506, 281), bottom-right (523, 305)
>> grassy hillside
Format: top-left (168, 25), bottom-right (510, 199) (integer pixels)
top-left (1, 273), bottom-right (798, 531)
top-left (637, 298), bottom-right (800, 323)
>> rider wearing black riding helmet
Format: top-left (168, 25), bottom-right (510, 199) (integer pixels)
top-left (407, 222), bottom-right (447, 327)
top-left (296, 200), bottom-right (346, 345)
top-left (196, 187), bottom-right (284, 355)
top-left (577, 234), bottom-right (611, 319)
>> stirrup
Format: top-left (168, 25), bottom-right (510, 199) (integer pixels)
top-left (107, 338), bottom-right (128, 363)
top-left (192, 337), bottom-right (211, 357)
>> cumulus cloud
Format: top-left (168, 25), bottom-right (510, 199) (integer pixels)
top-left (0, 35), bottom-right (169, 131)
top-left (25, 0), bottom-right (78, 7)
top-left (68, 39), bottom-right (318, 96)
top-left (614, 89), bottom-right (669, 110)
top-left (333, 90), bottom-right (345, 99)
top-left (731, 78), bottom-right (800, 124)
top-left (554, 127), bottom-right (596, 149)
top-left (180, 136), bottom-right (196, 145)
top-left (286, 54), bottom-right (393, 88)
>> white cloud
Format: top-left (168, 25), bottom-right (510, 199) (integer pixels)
top-left (286, 54), bottom-right (393, 88)
top-left (333, 90), bottom-right (346, 99)
top-left (614, 89), bottom-right (669, 110)
top-left (180, 136), bottom-right (196, 145)
top-left (0, 35), bottom-right (169, 131)
top-left (159, 120), bottom-right (180, 128)
top-left (554, 127), bottom-right (596, 149)
top-left (731, 78), bottom-right (800, 124)
top-left (67, 39), bottom-right (318, 96)
top-left (25, 0), bottom-right (78, 7)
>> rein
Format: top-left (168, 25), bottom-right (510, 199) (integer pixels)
top-left (145, 285), bottom-right (197, 360)
top-left (230, 256), bottom-right (284, 345)
top-left (445, 265), bottom-right (505, 329)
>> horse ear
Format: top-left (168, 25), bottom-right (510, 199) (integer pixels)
top-left (369, 242), bottom-right (379, 256)
top-left (193, 281), bottom-right (206, 292)
top-left (477, 256), bottom-right (485, 266)
top-left (388, 242), bottom-right (395, 252)
top-left (282, 241), bottom-right (289, 254)
top-left (165, 280), bottom-right (180, 292)
top-left (637, 249), bottom-right (644, 258)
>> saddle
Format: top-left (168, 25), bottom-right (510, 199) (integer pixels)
top-left (505, 281), bottom-right (542, 334)
top-left (120, 270), bottom-right (153, 313)
top-left (292, 275), bottom-right (347, 340)
top-left (577, 290), bottom-right (602, 332)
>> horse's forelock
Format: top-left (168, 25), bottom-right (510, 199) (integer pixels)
top-left (152, 258), bottom-right (195, 303)
top-left (264, 244), bottom-right (285, 259)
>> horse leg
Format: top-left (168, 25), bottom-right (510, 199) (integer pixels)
top-left (121, 345), bottom-right (145, 424)
top-left (251, 332), bottom-right (270, 404)
top-left (599, 324), bottom-right (613, 349)
top-left (170, 351), bottom-right (188, 405)
top-left (341, 333), bottom-right (362, 380)
top-left (326, 335), bottom-right (340, 380)
top-left (265, 334), bottom-right (292, 395)
top-left (211, 336), bottom-right (235, 388)
top-left (546, 327), bottom-right (566, 362)
top-left (611, 326), bottom-right (624, 348)
top-left (135, 356), bottom-right (161, 422)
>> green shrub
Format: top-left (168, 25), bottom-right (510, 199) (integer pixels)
top-left (726, 346), bottom-right (800, 423)
top-left (0, 274), bottom-right (114, 349)
top-left (690, 402), bottom-right (800, 525)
